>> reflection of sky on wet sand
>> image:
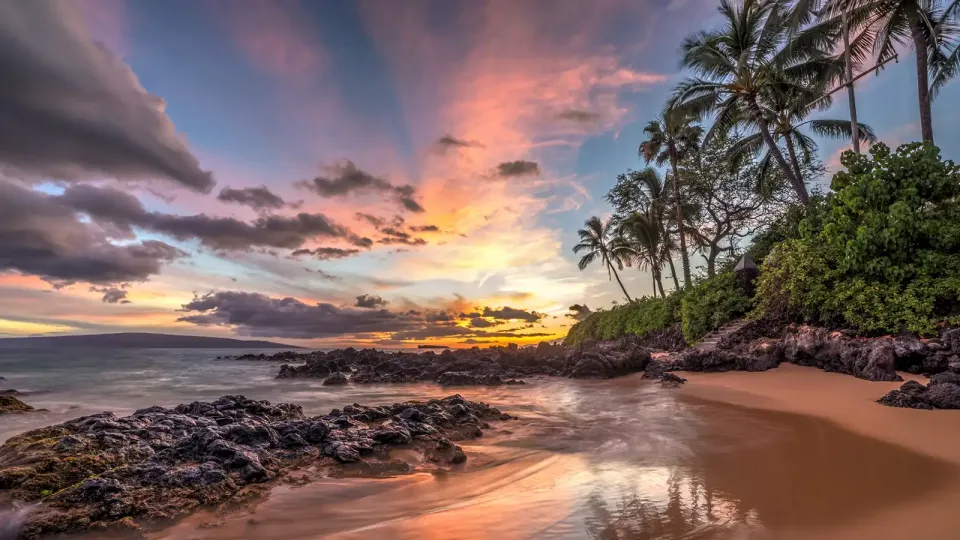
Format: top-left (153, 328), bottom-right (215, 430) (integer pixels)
top-left (147, 375), bottom-right (959, 540)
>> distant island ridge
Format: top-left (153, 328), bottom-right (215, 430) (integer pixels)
top-left (0, 333), bottom-right (300, 349)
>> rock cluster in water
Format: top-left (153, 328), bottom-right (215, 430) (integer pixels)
top-left (272, 338), bottom-right (652, 385)
top-left (0, 394), bottom-right (510, 539)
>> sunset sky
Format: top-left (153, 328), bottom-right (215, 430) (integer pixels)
top-left (2, 0), bottom-right (959, 347)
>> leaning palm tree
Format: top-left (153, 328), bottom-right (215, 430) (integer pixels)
top-left (730, 86), bottom-right (877, 185)
top-left (671, 0), bottom-right (841, 204)
top-left (639, 110), bottom-right (703, 290)
top-left (573, 216), bottom-right (633, 302)
top-left (827, 0), bottom-right (958, 143)
top-left (615, 212), bottom-right (670, 299)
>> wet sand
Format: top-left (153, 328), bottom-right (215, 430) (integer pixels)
top-left (680, 363), bottom-right (960, 539)
top-left (147, 371), bottom-right (960, 540)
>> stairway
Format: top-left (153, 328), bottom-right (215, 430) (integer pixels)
top-left (694, 319), bottom-right (750, 351)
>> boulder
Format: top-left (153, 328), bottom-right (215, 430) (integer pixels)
top-left (0, 395), bottom-right (33, 415)
top-left (878, 389), bottom-right (933, 410)
top-left (928, 371), bottom-right (960, 387)
top-left (323, 372), bottom-right (349, 386)
top-left (925, 383), bottom-right (960, 409)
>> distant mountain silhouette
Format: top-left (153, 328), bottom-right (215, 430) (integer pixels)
top-left (0, 333), bottom-right (299, 349)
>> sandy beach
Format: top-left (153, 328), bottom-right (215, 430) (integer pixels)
top-left (680, 363), bottom-right (960, 539)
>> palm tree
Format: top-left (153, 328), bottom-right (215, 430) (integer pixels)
top-left (829, 0), bottom-right (956, 143)
top-left (929, 0), bottom-right (960, 98)
top-left (671, 0), bottom-right (841, 204)
top-left (606, 168), bottom-right (682, 290)
top-left (615, 213), bottom-right (670, 298)
top-left (574, 216), bottom-right (633, 302)
top-left (639, 110), bottom-right (703, 290)
top-left (730, 87), bottom-right (877, 185)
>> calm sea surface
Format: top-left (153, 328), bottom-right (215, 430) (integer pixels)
top-left (1, 348), bottom-right (955, 539)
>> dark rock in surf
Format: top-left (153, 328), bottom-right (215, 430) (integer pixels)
top-left (658, 373), bottom-right (687, 388)
top-left (323, 372), bottom-right (349, 386)
top-left (0, 394), bottom-right (509, 539)
top-left (0, 395), bottom-right (34, 415)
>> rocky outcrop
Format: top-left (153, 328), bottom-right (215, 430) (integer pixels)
top-left (566, 336), bottom-right (652, 379)
top-left (273, 338), bottom-right (652, 385)
top-left (879, 379), bottom-right (960, 410)
top-left (0, 395), bottom-right (34, 415)
top-left (0, 394), bottom-right (510, 539)
top-left (658, 373), bottom-right (687, 388)
top-left (675, 324), bottom-right (957, 382)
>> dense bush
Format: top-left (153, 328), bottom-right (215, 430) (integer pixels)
top-left (746, 196), bottom-right (829, 263)
top-left (680, 271), bottom-right (753, 344)
top-left (755, 143), bottom-right (960, 335)
top-left (563, 293), bottom-right (684, 346)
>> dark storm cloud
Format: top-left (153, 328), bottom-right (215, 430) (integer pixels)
top-left (0, 180), bottom-right (187, 286)
top-left (217, 186), bottom-right (293, 211)
top-left (497, 160), bottom-right (541, 177)
top-left (557, 109), bottom-right (601, 124)
top-left (469, 317), bottom-right (496, 328)
top-left (299, 161), bottom-right (425, 213)
top-left (355, 294), bottom-right (388, 309)
top-left (290, 247), bottom-right (362, 260)
top-left (178, 291), bottom-right (417, 338)
top-left (482, 306), bottom-right (543, 322)
top-left (409, 225), bottom-right (439, 233)
top-left (0, 2), bottom-right (214, 192)
top-left (177, 291), bottom-right (556, 341)
top-left (56, 184), bottom-right (368, 251)
top-left (90, 286), bottom-right (130, 304)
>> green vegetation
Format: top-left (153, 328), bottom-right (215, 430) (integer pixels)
top-left (681, 272), bottom-right (753, 344)
top-left (568, 0), bottom-right (960, 347)
top-left (564, 294), bottom-right (683, 346)
top-left (755, 143), bottom-right (960, 334)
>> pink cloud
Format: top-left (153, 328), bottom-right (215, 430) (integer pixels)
top-left (214, 0), bottom-right (325, 80)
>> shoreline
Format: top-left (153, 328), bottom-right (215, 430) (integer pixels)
top-left (678, 363), bottom-right (960, 539)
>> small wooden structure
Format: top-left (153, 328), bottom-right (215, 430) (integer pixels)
top-left (734, 254), bottom-right (759, 297)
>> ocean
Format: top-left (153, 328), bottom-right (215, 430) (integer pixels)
top-left (0, 348), bottom-right (953, 539)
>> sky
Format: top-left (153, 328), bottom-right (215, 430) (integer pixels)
top-left (1, 0), bottom-right (958, 348)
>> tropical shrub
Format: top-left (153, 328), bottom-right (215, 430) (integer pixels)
top-left (755, 143), bottom-right (960, 335)
top-left (680, 271), bottom-right (753, 344)
top-left (563, 293), bottom-right (684, 346)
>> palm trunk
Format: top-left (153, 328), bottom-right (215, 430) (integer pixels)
top-left (842, 12), bottom-right (861, 154)
top-left (651, 270), bottom-right (658, 298)
top-left (748, 96), bottom-right (809, 204)
top-left (610, 264), bottom-right (633, 302)
top-left (666, 252), bottom-right (680, 291)
top-left (911, 18), bottom-right (935, 144)
top-left (783, 132), bottom-right (805, 185)
top-left (668, 145), bottom-right (692, 289)
top-left (655, 269), bottom-right (666, 298)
